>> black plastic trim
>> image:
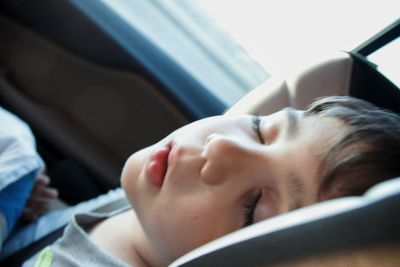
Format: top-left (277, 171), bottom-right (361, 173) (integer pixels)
top-left (352, 18), bottom-right (400, 56)
top-left (349, 52), bottom-right (400, 115)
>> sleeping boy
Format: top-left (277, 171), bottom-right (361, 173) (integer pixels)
top-left (23, 96), bottom-right (400, 266)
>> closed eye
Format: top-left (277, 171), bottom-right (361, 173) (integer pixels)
top-left (243, 189), bottom-right (262, 227)
top-left (252, 116), bottom-right (265, 144)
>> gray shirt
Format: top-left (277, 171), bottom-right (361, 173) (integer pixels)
top-left (23, 207), bottom-right (131, 267)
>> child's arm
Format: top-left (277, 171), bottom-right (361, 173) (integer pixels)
top-left (21, 171), bottom-right (58, 222)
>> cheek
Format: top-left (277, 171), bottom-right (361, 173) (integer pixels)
top-left (144, 194), bottom-right (238, 262)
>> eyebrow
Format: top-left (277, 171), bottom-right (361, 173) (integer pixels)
top-left (283, 108), bottom-right (304, 210)
top-left (283, 107), bottom-right (299, 139)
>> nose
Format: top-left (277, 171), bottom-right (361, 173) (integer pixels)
top-left (201, 133), bottom-right (253, 186)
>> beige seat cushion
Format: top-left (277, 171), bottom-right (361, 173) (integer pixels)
top-left (226, 52), bottom-right (353, 116)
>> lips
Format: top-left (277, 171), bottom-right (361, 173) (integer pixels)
top-left (146, 143), bottom-right (172, 189)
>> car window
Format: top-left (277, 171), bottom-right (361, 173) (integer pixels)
top-left (197, 0), bottom-right (399, 75)
top-left (99, 0), bottom-right (398, 104)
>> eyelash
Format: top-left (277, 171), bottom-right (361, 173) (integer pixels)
top-left (243, 190), bottom-right (262, 227)
top-left (252, 116), bottom-right (265, 144)
top-left (242, 117), bottom-right (264, 227)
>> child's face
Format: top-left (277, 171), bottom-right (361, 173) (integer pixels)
top-left (121, 109), bottom-right (343, 263)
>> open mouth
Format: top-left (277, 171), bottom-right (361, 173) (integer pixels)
top-left (146, 143), bottom-right (172, 189)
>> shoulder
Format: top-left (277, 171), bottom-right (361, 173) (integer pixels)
top-left (24, 212), bottom-right (131, 267)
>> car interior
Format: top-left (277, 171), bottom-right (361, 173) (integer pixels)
top-left (0, 0), bottom-right (399, 266)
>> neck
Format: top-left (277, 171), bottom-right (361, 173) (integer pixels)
top-left (89, 209), bottom-right (162, 267)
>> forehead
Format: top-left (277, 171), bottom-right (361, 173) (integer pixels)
top-left (297, 111), bottom-right (344, 145)
top-left (271, 108), bottom-right (344, 146)
top-left (298, 113), bottom-right (345, 181)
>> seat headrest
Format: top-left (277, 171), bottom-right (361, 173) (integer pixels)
top-left (226, 52), bottom-right (352, 116)
top-left (226, 51), bottom-right (400, 116)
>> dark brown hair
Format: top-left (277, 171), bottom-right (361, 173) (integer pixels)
top-left (304, 96), bottom-right (400, 199)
